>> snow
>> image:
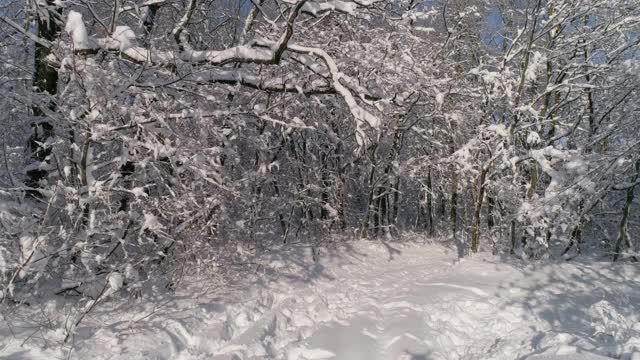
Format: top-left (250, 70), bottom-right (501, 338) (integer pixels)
top-left (435, 91), bottom-right (445, 107)
top-left (65, 11), bottom-right (90, 50)
top-left (141, 212), bottom-right (164, 233)
top-left (17, 234), bottom-right (47, 280)
top-left (112, 26), bottom-right (137, 51)
top-left (108, 272), bottom-right (124, 292)
top-left (527, 131), bottom-right (541, 145)
top-left (302, 0), bottom-right (358, 16)
top-left (1, 240), bottom-right (639, 359)
top-left (526, 51), bottom-right (546, 82)
top-left (287, 44), bottom-right (380, 131)
top-left (488, 124), bottom-right (509, 137)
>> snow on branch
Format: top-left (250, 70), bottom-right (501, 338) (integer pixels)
top-left (288, 44), bottom-right (381, 146)
top-left (63, 1), bottom-right (381, 138)
top-left (68, 0), bottom-right (308, 66)
top-left (135, 70), bottom-right (335, 96)
top-left (191, 70), bottom-right (334, 95)
top-left (171, 0), bottom-right (197, 47)
top-left (281, 0), bottom-right (383, 16)
top-left (302, 0), bottom-right (358, 16)
top-left (119, 0), bottom-right (176, 12)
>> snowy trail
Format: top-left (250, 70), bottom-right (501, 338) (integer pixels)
top-left (2, 241), bottom-right (640, 360)
top-left (283, 248), bottom-right (522, 360)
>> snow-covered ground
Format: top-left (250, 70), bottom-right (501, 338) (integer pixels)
top-left (2, 239), bottom-right (640, 359)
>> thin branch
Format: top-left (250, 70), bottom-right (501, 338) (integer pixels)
top-left (0, 16), bottom-right (52, 48)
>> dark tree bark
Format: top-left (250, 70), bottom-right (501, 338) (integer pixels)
top-left (26, 1), bottom-right (62, 196)
top-left (426, 167), bottom-right (434, 235)
top-left (487, 193), bottom-right (495, 230)
top-left (471, 166), bottom-right (488, 253)
top-left (613, 160), bottom-right (640, 261)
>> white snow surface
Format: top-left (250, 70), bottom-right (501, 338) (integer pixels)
top-left (2, 240), bottom-right (639, 359)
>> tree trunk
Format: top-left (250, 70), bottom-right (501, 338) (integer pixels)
top-left (27, 1), bottom-right (61, 195)
top-left (487, 193), bottom-right (495, 230)
top-left (360, 148), bottom-right (378, 239)
top-left (427, 167), bottom-right (434, 235)
top-left (391, 176), bottom-right (400, 232)
top-left (510, 220), bottom-right (517, 254)
top-left (471, 167), bottom-right (488, 253)
top-left (613, 160), bottom-right (640, 261)
top-left (450, 171), bottom-right (458, 240)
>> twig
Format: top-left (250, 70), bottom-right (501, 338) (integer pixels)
top-left (2, 133), bottom-right (16, 187)
top-left (0, 16), bottom-right (52, 48)
top-left (63, 280), bottom-right (110, 343)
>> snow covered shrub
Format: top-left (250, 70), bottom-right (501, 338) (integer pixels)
top-left (516, 147), bottom-right (593, 257)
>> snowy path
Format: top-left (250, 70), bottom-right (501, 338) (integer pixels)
top-left (2, 241), bottom-right (640, 360)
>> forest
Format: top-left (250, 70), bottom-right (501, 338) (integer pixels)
top-left (1, 0), bottom-right (639, 358)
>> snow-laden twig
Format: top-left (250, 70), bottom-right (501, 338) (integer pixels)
top-left (288, 44), bottom-right (381, 146)
top-left (83, 0), bottom-right (307, 66)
